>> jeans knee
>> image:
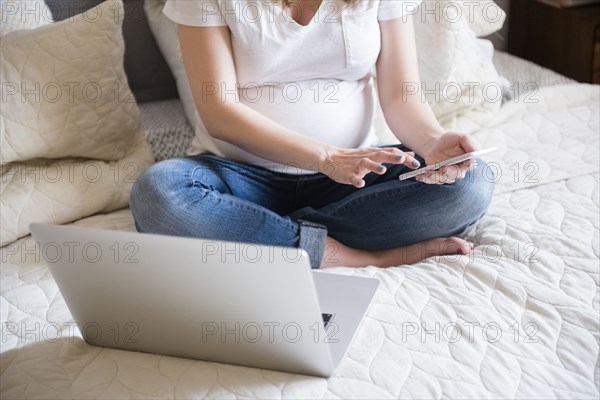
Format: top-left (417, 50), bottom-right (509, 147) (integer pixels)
top-left (129, 158), bottom-right (190, 232)
top-left (472, 159), bottom-right (496, 214)
top-left (441, 159), bottom-right (496, 233)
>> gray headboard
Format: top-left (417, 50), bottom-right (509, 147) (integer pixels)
top-left (46, 0), bottom-right (178, 103)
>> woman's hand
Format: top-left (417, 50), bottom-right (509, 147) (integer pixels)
top-left (416, 132), bottom-right (479, 185)
top-left (321, 147), bottom-right (421, 188)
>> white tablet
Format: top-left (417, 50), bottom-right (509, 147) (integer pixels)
top-left (398, 147), bottom-right (497, 181)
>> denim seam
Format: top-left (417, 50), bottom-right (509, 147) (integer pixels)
top-left (208, 193), bottom-right (300, 230)
top-left (189, 166), bottom-right (204, 187)
top-left (330, 166), bottom-right (482, 217)
top-left (187, 168), bottom-right (300, 230)
top-left (297, 220), bottom-right (328, 269)
top-left (328, 180), bottom-right (424, 216)
top-left (197, 155), bottom-right (305, 182)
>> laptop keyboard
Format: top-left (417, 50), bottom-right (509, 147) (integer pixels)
top-left (322, 313), bottom-right (333, 330)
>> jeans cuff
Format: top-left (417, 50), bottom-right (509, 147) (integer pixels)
top-left (297, 219), bottom-right (328, 269)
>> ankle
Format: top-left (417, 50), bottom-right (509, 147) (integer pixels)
top-left (320, 236), bottom-right (378, 268)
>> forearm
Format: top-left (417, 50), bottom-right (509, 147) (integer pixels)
top-left (178, 24), bottom-right (335, 173)
top-left (376, 15), bottom-right (446, 157)
top-left (201, 101), bottom-right (336, 172)
top-left (380, 94), bottom-right (445, 157)
top-left (176, 24), bottom-right (413, 187)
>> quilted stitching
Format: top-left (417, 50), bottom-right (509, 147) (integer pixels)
top-left (0, 3), bottom-right (141, 164)
top-left (1, 82), bottom-right (599, 398)
top-left (0, 0), bottom-right (154, 246)
top-left (0, 0), bottom-right (53, 36)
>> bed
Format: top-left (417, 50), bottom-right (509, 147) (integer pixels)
top-left (1, 1), bottom-right (599, 398)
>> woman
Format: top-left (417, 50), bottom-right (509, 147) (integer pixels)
top-left (130, 0), bottom-right (495, 269)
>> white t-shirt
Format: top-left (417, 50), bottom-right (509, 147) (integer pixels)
top-left (163, 0), bottom-right (420, 174)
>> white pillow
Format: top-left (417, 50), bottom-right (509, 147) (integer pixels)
top-left (0, 0), bottom-right (154, 246)
top-left (458, 0), bottom-right (506, 37)
top-left (145, 0), bottom-right (505, 150)
top-left (414, 0), bottom-right (505, 133)
top-left (0, 0), bottom-right (54, 35)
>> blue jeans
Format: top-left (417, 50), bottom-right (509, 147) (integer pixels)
top-left (129, 144), bottom-right (495, 269)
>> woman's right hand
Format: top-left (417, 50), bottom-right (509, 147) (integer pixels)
top-left (320, 146), bottom-right (422, 188)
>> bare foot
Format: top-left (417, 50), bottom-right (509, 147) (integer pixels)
top-left (320, 236), bottom-right (474, 269)
top-left (372, 237), bottom-right (474, 267)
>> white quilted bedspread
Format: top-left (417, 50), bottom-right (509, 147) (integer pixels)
top-left (1, 84), bottom-right (599, 399)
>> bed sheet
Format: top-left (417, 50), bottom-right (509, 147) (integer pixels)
top-left (1, 84), bottom-right (598, 399)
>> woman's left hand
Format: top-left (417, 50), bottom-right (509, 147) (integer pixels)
top-left (416, 132), bottom-right (479, 185)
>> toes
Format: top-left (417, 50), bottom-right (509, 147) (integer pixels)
top-left (452, 238), bottom-right (474, 254)
top-left (426, 237), bottom-right (476, 256)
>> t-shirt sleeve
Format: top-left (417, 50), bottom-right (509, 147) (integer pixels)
top-left (162, 0), bottom-right (227, 27)
top-left (377, 0), bottom-right (423, 21)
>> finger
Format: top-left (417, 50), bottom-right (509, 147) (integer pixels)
top-left (458, 159), bottom-right (477, 170)
top-left (420, 165), bottom-right (460, 180)
top-left (415, 170), bottom-right (436, 179)
top-left (352, 175), bottom-right (365, 188)
top-left (421, 168), bottom-right (457, 184)
top-left (448, 164), bottom-right (469, 181)
top-left (459, 134), bottom-right (478, 153)
top-left (452, 160), bottom-right (478, 177)
top-left (416, 170), bottom-right (443, 184)
top-left (365, 148), bottom-right (405, 165)
top-left (435, 172), bottom-right (454, 184)
top-left (426, 159), bottom-right (473, 181)
top-left (403, 151), bottom-right (420, 169)
top-left (441, 166), bottom-right (462, 183)
top-left (372, 148), bottom-right (410, 165)
top-left (416, 175), bottom-right (435, 184)
top-left (455, 169), bottom-right (467, 181)
top-left (418, 174), bottom-right (450, 185)
top-left (357, 157), bottom-right (387, 175)
top-left (371, 148), bottom-right (421, 170)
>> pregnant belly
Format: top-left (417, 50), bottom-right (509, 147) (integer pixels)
top-left (239, 76), bottom-right (375, 148)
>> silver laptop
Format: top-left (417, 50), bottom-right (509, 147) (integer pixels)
top-left (30, 223), bottom-right (379, 377)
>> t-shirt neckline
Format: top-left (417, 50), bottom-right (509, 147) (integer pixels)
top-left (273, 0), bottom-right (326, 32)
